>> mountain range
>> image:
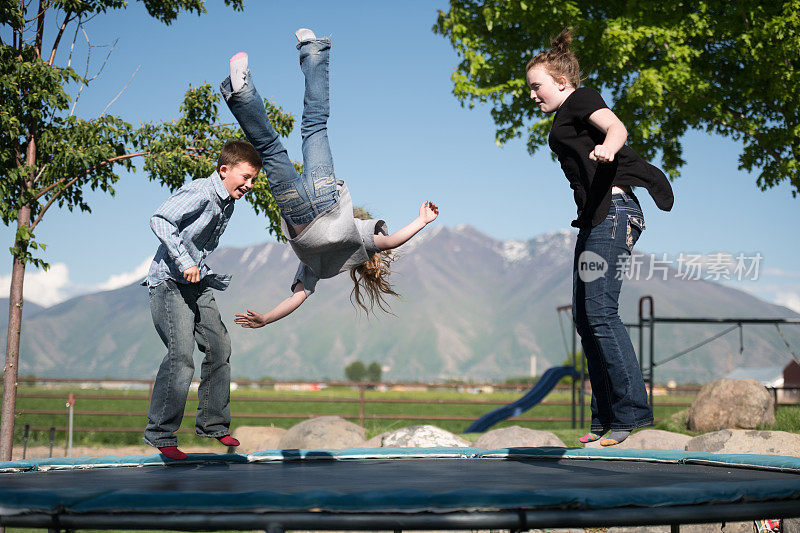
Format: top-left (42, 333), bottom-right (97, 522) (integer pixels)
top-left (3, 226), bottom-right (799, 383)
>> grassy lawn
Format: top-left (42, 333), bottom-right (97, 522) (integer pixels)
top-left (3, 384), bottom-right (706, 448)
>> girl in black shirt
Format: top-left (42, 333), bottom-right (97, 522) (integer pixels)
top-left (526, 30), bottom-right (673, 446)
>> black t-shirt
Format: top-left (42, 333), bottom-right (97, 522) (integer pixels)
top-left (548, 87), bottom-right (674, 227)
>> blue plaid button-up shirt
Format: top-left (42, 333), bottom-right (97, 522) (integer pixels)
top-left (143, 172), bottom-right (235, 290)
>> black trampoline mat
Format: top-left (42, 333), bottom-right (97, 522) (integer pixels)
top-left (4, 458), bottom-right (800, 493)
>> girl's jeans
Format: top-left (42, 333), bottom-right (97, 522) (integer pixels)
top-left (143, 279), bottom-right (232, 447)
top-left (572, 192), bottom-right (654, 432)
top-left (221, 38), bottom-right (337, 226)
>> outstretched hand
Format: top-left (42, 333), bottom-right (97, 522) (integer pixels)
top-left (234, 309), bottom-right (268, 328)
top-left (419, 201), bottom-right (439, 224)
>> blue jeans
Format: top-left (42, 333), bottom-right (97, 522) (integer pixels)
top-left (221, 38), bottom-right (337, 226)
top-left (144, 279), bottom-right (232, 447)
top-left (572, 192), bottom-right (653, 432)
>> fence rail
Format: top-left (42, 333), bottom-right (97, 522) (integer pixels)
top-left (5, 377), bottom-right (797, 441)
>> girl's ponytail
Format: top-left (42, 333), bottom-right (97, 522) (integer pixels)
top-left (526, 28), bottom-right (581, 89)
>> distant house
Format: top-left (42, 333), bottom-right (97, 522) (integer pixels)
top-left (783, 360), bottom-right (800, 401)
top-left (724, 360), bottom-right (800, 402)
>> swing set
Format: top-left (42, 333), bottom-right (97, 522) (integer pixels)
top-left (557, 295), bottom-right (800, 427)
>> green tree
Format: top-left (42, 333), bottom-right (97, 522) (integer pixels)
top-left (434, 0), bottom-right (800, 193)
top-left (344, 360), bottom-right (367, 382)
top-left (366, 361), bottom-right (382, 383)
top-left (0, 0), bottom-right (296, 460)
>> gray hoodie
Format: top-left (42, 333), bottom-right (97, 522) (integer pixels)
top-left (283, 180), bottom-right (387, 295)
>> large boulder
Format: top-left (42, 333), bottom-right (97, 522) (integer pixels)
top-left (686, 429), bottom-right (800, 456)
top-left (381, 425), bottom-right (470, 448)
top-left (584, 429), bottom-right (691, 450)
top-left (277, 416), bottom-right (367, 449)
top-left (686, 379), bottom-right (774, 432)
top-left (473, 426), bottom-right (565, 449)
top-left (232, 426), bottom-right (286, 453)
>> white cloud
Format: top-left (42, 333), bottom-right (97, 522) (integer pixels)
top-left (1, 256), bottom-right (153, 308)
top-left (763, 267), bottom-right (800, 278)
top-left (775, 292), bottom-right (800, 313)
top-left (0, 263), bottom-right (73, 307)
top-left (94, 256), bottom-right (153, 291)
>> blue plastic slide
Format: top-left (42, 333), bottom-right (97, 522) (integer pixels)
top-left (465, 365), bottom-right (580, 433)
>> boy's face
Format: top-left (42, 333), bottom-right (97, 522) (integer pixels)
top-left (219, 161), bottom-right (259, 200)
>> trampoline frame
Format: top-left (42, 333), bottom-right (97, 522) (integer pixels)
top-left (1, 447), bottom-right (800, 531)
top-left (3, 500), bottom-right (800, 531)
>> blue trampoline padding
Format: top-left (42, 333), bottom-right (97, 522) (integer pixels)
top-left (1, 447), bottom-right (800, 514)
top-left (465, 366), bottom-right (580, 432)
top-left (3, 447), bottom-right (800, 472)
top-left (0, 452), bottom-right (247, 473)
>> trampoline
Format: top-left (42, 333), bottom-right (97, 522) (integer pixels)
top-left (2, 447), bottom-right (800, 531)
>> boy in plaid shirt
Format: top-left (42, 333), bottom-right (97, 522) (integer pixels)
top-left (142, 140), bottom-right (260, 460)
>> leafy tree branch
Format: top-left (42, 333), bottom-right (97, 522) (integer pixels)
top-left (434, 0), bottom-right (800, 194)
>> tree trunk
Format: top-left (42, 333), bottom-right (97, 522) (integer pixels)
top-left (0, 207), bottom-right (30, 461)
top-left (1, 126), bottom-right (36, 461)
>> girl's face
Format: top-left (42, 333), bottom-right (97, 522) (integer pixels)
top-left (526, 65), bottom-right (571, 113)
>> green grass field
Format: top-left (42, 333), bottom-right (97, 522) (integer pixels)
top-left (5, 383), bottom-right (799, 449)
top-left (3, 383), bottom-right (718, 449)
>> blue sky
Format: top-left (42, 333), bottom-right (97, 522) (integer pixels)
top-left (2, 1), bottom-right (799, 312)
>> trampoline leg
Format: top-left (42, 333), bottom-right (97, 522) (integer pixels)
top-left (671, 524), bottom-right (680, 533)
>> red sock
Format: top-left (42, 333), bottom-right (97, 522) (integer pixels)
top-left (158, 446), bottom-right (187, 460)
top-left (217, 435), bottom-right (240, 447)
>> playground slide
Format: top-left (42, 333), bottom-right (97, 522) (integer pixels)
top-left (465, 365), bottom-right (580, 433)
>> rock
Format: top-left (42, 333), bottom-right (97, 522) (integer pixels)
top-left (669, 408), bottom-right (688, 427)
top-left (583, 429), bottom-right (690, 450)
top-left (686, 429), bottom-right (800, 456)
top-left (472, 426), bottom-right (566, 448)
top-left (364, 431), bottom-right (390, 448)
top-left (381, 425), bottom-right (470, 448)
top-left (687, 379), bottom-right (774, 432)
top-left (232, 426), bottom-right (286, 454)
top-left (277, 416), bottom-right (367, 449)
top-left (784, 518), bottom-right (800, 533)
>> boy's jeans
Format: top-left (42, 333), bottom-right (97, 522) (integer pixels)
top-left (572, 192), bottom-right (654, 432)
top-left (221, 38), bottom-right (337, 226)
top-left (143, 279), bottom-right (232, 447)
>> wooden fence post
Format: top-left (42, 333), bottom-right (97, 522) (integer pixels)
top-left (359, 385), bottom-right (365, 428)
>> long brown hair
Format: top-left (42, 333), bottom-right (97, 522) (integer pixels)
top-left (350, 208), bottom-right (399, 314)
top-left (350, 250), bottom-right (399, 314)
top-left (526, 28), bottom-right (581, 88)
